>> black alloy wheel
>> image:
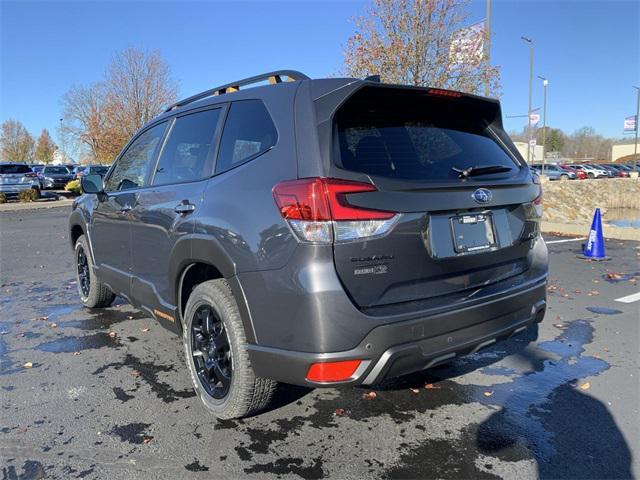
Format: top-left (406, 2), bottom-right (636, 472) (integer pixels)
top-left (77, 246), bottom-right (90, 298)
top-left (190, 305), bottom-right (232, 399)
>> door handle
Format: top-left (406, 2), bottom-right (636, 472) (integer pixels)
top-left (175, 201), bottom-right (196, 215)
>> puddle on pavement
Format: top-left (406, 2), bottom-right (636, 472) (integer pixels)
top-left (59, 308), bottom-right (146, 331)
top-left (36, 332), bottom-right (121, 353)
top-left (108, 422), bottom-right (152, 444)
top-left (602, 271), bottom-right (640, 284)
top-left (586, 306), bottom-right (623, 315)
top-left (220, 319), bottom-right (611, 479)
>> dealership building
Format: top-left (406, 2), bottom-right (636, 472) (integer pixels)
top-left (611, 141), bottom-right (640, 162)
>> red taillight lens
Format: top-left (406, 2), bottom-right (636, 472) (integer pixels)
top-left (272, 178), bottom-right (331, 221)
top-left (306, 360), bottom-right (362, 383)
top-left (273, 178), bottom-right (399, 244)
top-left (272, 178), bottom-right (394, 221)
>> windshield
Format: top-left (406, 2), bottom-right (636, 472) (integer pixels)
top-left (334, 88), bottom-right (518, 181)
top-left (0, 164), bottom-right (32, 174)
top-left (45, 166), bottom-right (70, 174)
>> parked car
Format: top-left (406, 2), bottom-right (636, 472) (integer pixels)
top-left (75, 165), bottom-right (110, 178)
top-left (602, 164), bottom-right (630, 177)
top-left (72, 166), bottom-right (87, 178)
top-left (571, 163), bottom-right (608, 178)
top-left (70, 70), bottom-right (548, 419)
top-left (0, 163), bottom-right (41, 197)
top-left (39, 165), bottom-right (74, 189)
top-left (559, 164), bottom-right (587, 180)
top-left (531, 163), bottom-right (575, 181)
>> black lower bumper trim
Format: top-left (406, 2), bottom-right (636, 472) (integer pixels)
top-left (248, 280), bottom-right (547, 387)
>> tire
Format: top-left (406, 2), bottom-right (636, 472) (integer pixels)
top-left (588, 172), bottom-right (595, 179)
top-left (560, 174), bottom-right (568, 181)
top-left (32, 187), bottom-right (41, 198)
top-left (74, 234), bottom-right (115, 308)
top-left (183, 279), bottom-right (277, 419)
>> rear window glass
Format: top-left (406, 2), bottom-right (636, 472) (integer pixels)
top-left (92, 166), bottom-right (109, 175)
top-left (334, 88), bottom-right (518, 181)
top-left (0, 164), bottom-right (32, 174)
top-left (216, 100), bottom-right (277, 174)
top-left (44, 166), bottom-right (70, 174)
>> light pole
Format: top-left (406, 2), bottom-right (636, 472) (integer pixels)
top-left (521, 37), bottom-right (534, 163)
top-left (484, 0), bottom-right (491, 97)
top-left (538, 76), bottom-right (548, 170)
top-left (634, 86), bottom-right (640, 171)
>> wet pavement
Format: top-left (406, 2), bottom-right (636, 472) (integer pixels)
top-left (1, 207), bottom-right (639, 479)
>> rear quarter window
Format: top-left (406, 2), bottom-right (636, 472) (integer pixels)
top-left (215, 100), bottom-right (277, 174)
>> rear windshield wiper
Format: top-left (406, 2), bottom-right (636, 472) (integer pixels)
top-left (452, 165), bottom-right (513, 178)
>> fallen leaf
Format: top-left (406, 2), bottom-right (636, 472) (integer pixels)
top-left (483, 391), bottom-right (494, 397)
top-left (554, 323), bottom-right (565, 329)
top-left (603, 347), bottom-right (610, 352)
top-left (410, 388), bottom-right (420, 394)
top-left (73, 351), bottom-right (81, 356)
top-left (574, 289), bottom-right (582, 294)
top-left (23, 362), bottom-right (33, 368)
top-left (579, 382), bottom-right (590, 390)
top-left (127, 316), bottom-right (133, 320)
top-left (141, 328), bottom-right (150, 333)
top-left (49, 323), bottom-right (57, 328)
top-left (424, 383), bottom-right (441, 389)
top-left (606, 272), bottom-right (623, 280)
top-left (17, 427), bottom-right (28, 433)
top-left (142, 435), bottom-right (153, 444)
top-left (362, 391), bottom-right (377, 401)
top-left (334, 408), bottom-right (346, 417)
top-left (108, 331), bottom-right (117, 338)
top-left (129, 370), bottom-right (141, 377)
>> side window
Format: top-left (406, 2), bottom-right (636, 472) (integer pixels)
top-left (153, 108), bottom-right (221, 186)
top-left (104, 122), bottom-right (166, 192)
top-left (216, 100), bottom-right (277, 174)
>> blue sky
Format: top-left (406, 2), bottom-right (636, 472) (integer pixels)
top-left (1, 0), bottom-right (638, 146)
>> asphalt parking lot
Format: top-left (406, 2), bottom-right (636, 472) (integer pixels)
top-left (1, 206), bottom-right (638, 480)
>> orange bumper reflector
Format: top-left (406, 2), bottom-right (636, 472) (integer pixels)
top-left (306, 360), bottom-right (362, 382)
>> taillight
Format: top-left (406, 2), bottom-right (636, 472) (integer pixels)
top-left (532, 173), bottom-right (543, 205)
top-left (273, 177), bottom-right (399, 244)
top-left (25, 172), bottom-right (37, 178)
top-left (427, 88), bottom-right (463, 98)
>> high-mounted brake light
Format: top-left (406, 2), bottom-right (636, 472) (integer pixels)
top-left (427, 88), bottom-right (463, 98)
top-left (273, 178), bottom-right (399, 243)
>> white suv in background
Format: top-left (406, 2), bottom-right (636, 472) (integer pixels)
top-left (572, 164), bottom-right (608, 179)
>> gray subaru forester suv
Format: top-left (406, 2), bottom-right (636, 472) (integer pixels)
top-left (70, 70), bottom-right (548, 419)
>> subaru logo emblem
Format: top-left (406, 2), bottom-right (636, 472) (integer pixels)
top-left (472, 188), bottom-right (492, 204)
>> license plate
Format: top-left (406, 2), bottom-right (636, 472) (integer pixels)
top-left (450, 213), bottom-right (496, 253)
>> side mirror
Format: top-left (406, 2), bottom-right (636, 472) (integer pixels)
top-left (81, 174), bottom-right (104, 194)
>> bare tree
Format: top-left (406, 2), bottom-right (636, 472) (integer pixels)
top-left (60, 83), bottom-right (117, 164)
top-left (60, 47), bottom-right (178, 164)
top-left (343, 0), bottom-right (500, 95)
top-left (104, 47), bottom-right (178, 138)
top-left (0, 119), bottom-right (34, 163)
top-left (34, 129), bottom-right (57, 164)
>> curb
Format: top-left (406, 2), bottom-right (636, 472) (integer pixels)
top-left (0, 198), bottom-right (74, 213)
top-left (541, 221), bottom-right (640, 241)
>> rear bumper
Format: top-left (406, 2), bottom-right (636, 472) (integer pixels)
top-left (248, 278), bottom-right (547, 387)
top-left (0, 183), bottom-right (36, 195)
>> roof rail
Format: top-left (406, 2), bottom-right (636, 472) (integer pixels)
top-left (166, 70), bottom-right (310, 112)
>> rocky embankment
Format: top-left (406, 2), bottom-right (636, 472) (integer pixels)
top-left (541, 177), bottom-right (640, 240)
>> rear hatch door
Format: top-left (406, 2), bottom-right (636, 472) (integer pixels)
top-left (324, 86), bottom-right (540, 309)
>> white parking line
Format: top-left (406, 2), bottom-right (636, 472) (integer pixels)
top-left (545, 237), bottom-right (585, 244)
top-left (614, 292), bottom-right (640, 304)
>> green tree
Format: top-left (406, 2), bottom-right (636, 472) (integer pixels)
top-left (34, 129), bottom-right (57, 163)
top-left (0, 119), bottom-right (34, 162)
top-left (535, 127), bottom-right (566, 153)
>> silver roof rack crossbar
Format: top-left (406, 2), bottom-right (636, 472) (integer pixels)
top-left (166, 70), bottom-right (310, 112)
